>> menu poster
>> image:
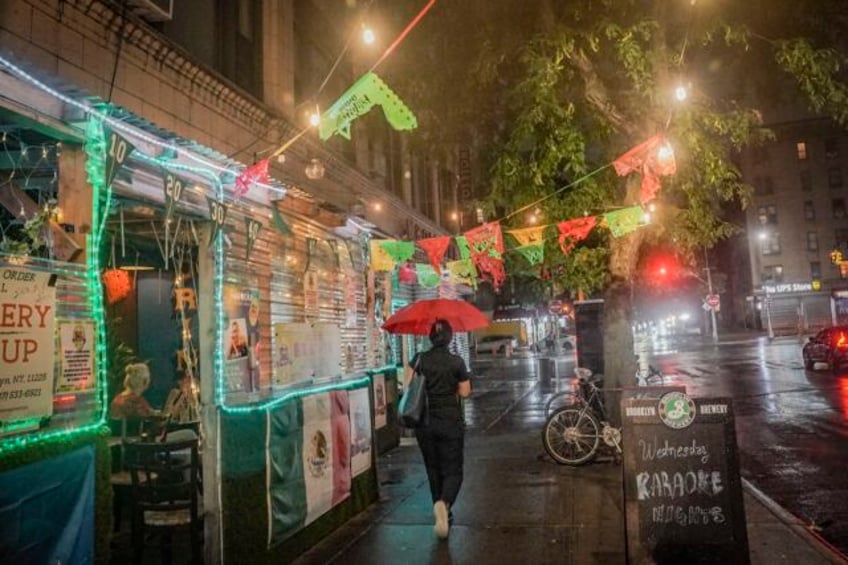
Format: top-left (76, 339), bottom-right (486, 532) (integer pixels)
top-left (273, 323), bottom-right (342, 387)
top-left (224, 283), bottom-right (259, 392)
top-left (348, 387), bottom-right (372, 477)
top-left (57, 320), bottom-right (96, 392)
top-left (0, 266), bottom-right (57, 425)
top-left (372, 373), bottom-right (387, 429)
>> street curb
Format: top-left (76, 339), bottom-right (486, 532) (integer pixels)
top-left (742, 478), bottom-right (848, 564)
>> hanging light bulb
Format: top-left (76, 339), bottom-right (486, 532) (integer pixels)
top-left (362, 26), bottom-right (376, 45)
top-left (309, 112), bottom-right (321, 127)
top-left (305, 158), bottom-right (325, 180)
top-left (674, 85), bottom-right (688, 102)
top-left (373, 201), bottom-right (383, 212)
top-left (657, 143), bottom-right (674, 164)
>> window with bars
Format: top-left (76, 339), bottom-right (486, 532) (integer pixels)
top-left (804, 200), bottom-right (815, 220)
top-left (834, 198), bottom-right (847, 219)
top-left (807, 231), bottom-right (819, 251)
top-left (757, 205), bottom-right (778, 225)
top-left (800, 170), bottom-right (812, 192)
top-left (762, 265), bottom-right (784, 283)
top-left (826, 137), bottom-right (839, 160)
top-left (760, 232), bottom-right (781, 255)
top-left (829, 167), bottom-right (844, 189)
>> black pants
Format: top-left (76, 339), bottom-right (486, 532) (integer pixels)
top-left (415, 414), bottom-right (465, 507)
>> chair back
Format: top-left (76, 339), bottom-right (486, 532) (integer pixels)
top-left (124, 438), bottom-right (200, 515)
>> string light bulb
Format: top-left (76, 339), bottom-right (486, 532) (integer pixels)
top-left (373, 202), bottom-right (383, 212)
top-left (362, 25), bottom-right (376, 45)
top-left (674, 85), bottom-right (688, 102)
top-left (657, 143), bottom-right (674, 164)
top-left (309, 112), bottom-right (321, 127)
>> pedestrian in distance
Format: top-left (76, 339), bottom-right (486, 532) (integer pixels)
top-left (406, 319), bottom-right (472, 539)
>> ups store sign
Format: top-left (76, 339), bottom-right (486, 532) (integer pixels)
top-left (763, 280), bottom-right (821, 294)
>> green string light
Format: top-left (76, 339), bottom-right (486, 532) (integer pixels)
top-left (0, 113), bottom-right (110, 456)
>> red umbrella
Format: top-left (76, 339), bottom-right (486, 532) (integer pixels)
top-left (382, 298), bottom-right (490, 335)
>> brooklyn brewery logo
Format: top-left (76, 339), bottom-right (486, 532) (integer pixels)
top-left (658, 392), bottom-right (696, 429)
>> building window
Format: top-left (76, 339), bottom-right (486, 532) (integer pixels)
top-left (754, 176), bottom-right (774, 195)
top-left (807, 231), bottom-right (819, 251)
top-left (836, 228), bottom-right (848, 250)
top-left (763, 265), bottom-right (784, 283)
top-left (797, 141), bottom-right (808, 160)
top-left (834, 198), bottom-right (847, 219)
top-left (829, 167), bottom-right (844, 188)
top-left (757, 205), bottom-right (778, 225)
top-left (752, 146), bottom-right (769, 164)
top-left (760, 232), bottom-right (781, 255)
top-left (804, 200), bottom-right (815, 221)
top-left (811, 261), bottom-right (822, 279)
top-left (825, 138), bottom-right (839, 160)
top-left (800, 170), bottom-right (812, 192)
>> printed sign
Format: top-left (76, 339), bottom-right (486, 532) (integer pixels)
top-left (0, 266), bottom-right (56, 424)
top-left (372, 373), bottom-right (387, 429)
top-left (348, 387), bottom-right (372, 477)
top-left (621, 395), bottom-right (749, 563)
top-left (223, 283), bottom-right (260, 392)
top-left (273, 323), bottom-right (342, 386)
top-left (57, 320), bottom-right (96, 392)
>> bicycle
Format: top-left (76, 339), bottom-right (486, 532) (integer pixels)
top-left (544, 364), bottom-right (665, 418)
top-left (542, 368), bottom-right (622, 465)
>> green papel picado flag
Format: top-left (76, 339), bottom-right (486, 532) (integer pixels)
top-left (319, 72), bottom-right (417, 141)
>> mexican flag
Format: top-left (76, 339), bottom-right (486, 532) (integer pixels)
top-left (267, 391), bottom-right (352, 546)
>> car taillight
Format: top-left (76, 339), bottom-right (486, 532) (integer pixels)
top-left (837, 333), bottom-right (848, 349)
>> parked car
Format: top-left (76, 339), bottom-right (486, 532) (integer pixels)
top-left (475, 335), bottom-right (518, 355)
top-left (802, 326), bottom-right (848, 371)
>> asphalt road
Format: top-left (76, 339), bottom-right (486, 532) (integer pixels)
top-left (471, 335), bottom-right (848, 556)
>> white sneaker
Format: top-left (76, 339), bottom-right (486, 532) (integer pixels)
top-left (433, 501), bottom-right (449, 539)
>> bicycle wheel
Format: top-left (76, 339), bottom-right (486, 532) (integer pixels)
top-left (542, 407), bottom-right (600, 465)
top-left (544, 391), bottom-right (585, 418)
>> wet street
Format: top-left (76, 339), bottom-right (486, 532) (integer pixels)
top-left (471, 333), bottom-right (848, 556)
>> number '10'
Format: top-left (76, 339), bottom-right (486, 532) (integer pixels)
top-left (109, 133), bottom-right (128, 165)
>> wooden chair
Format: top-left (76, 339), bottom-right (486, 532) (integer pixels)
top-left (110, 417), bottom-right (147, 532)
top-left (124, 437), bottom-right (202, 565)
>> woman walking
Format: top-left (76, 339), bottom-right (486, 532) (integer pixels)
top-left (407, 319), bottom-right (472, 539)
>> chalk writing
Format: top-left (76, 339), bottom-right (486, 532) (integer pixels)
top-left (636, 470), bottom-right (724, 500)
top-left (639, 437), bottom-right (710, 464)
top-left (651, 505), bottom-right (726, 526)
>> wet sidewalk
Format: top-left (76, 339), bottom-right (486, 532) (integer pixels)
top-left (293, 430), bottom-right (847, 565)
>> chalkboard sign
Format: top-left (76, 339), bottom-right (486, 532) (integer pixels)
top-left (621, 394), bottom-right (749, 564)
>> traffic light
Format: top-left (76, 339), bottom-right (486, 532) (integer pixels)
top-left (643, 252), bottom-right (679, 286)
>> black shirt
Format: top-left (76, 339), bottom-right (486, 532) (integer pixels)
top-left (410, 346), bottom-right (470, 416)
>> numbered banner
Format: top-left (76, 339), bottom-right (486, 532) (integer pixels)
top-left (0, 266), bottom-right (57, 425)
top-left (245, 218), bottom-right (263, 260)
top-left (104, 127), bottom-right (136, 189)
top-left (304, 271), bottom-right (320, 322)
top-left (57, 320), bottom-right (96, 392)
top-left (207, 197), bottom-right (229, 247)
top-left (163, 172), bottom-right (188, 218)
